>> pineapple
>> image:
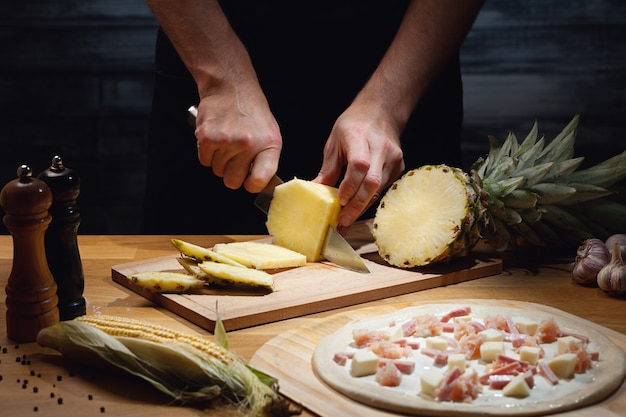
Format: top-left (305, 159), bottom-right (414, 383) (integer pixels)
top-left (212, 241), bottom-right (307, 269)
top-left (265, 178), bottom-right (341, 261)
top-left (374, 115), bottom-right (626, 267)
top-left (373, 165), bottom-right (483, 267)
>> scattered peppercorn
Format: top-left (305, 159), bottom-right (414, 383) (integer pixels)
top-left (88, 394), bottom-right (93, 400)
top-left (30, 370), bottom-right (35, 376)
top-left (33, 406), bottom-right (38, 412)
top-left (33, 386), bottom-right (38, 393)
top-left (57, 397), bottom-right (63, 405)
top-left (50, 392), bottom-right (55, 398)
top-left (100, 406), bottom-right (105, 413)
top-left (56, 375), bottom-right (62, 381)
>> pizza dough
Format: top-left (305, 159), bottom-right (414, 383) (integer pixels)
top-left (312, 303), bottom-right (626, 416)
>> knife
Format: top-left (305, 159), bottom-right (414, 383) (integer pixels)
top-left (188, 106), bottom-right (369, 273)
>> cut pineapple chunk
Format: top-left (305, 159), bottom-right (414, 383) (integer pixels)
top-left (373, 165), bottom-right (482, 267)
top-left (198, 261), bottom-right (274, 290)
top-left (212, 241), bottom-right (307, 269)
top-left (265, 178), bottom-right (341, 262)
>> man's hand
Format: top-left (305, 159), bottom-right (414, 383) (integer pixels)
top-left (194, 85), bottom-right (282, 193)
top-left (313, 101), bottom-right (405, 231)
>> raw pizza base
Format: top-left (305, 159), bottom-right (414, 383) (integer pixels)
top-left (312, 303), bottom-right (626, 416)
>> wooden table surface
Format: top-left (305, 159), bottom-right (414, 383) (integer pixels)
top-left (1, 234), bottom-right (625, 416)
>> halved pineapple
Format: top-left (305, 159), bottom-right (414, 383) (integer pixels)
top-left (265, 178), bottom-right (341, 261)
top-left (212, 241), bottom-right (306, 269)
top-left (373, 165), bottom-right (483, 267)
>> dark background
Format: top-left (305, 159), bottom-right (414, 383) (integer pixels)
top-left (1, 0), bottom-right (625, 234)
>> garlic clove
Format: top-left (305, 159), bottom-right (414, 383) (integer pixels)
top-left (597, 242), bottom-right (626, 296)
top-left (572, 238), bottom-right (610, 286)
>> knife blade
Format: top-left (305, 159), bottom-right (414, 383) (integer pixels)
top-left (188, 105), bottom-right (369, 273)
top-left (255, 175), bottom-right (370, 273)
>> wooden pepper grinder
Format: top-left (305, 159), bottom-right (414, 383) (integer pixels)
top-left (38, 155), bottom-right (86, 321)
top-left (0, 164), bottom-right (59, 342)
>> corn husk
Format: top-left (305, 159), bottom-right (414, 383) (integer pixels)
top-left (36, 320), bottom-right (294, 416)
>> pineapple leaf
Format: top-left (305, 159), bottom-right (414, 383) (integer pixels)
top-left (515, 136), bottom-right (546, 172)
top-left (514, 120), bottom-right (539, 158)
top-left (483, 176), bottom-right (525, 198)
top-left (536, 128), bottom-right (576, 164)
top-left (501, 189), bottom-right (539, 209)
top-left (555, 183), bottom-right (613, 206)
top-left (541, 157), bottom-right (585, 183)
top-left (515, 162), bottom-right (554, 188)
top-left (487, 156), bottom-right (518, 181)
top-left (528, 183), bottom-right (577, 205)
top-left (564, 150), bottom-right (626, 187)
top-left (539, 204), bottom-right (589, 231)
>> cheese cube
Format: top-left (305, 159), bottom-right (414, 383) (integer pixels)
top-left (479, 328), bottom-right (503, 342)
top-left (425, 337), bottom-right (448, 351)
top-left (557, 336), bottom-right (582, 354)
top-left (513, 317), bottom-right (538, 336)
top-left (480, 341), bottom-right (505, 362)
top-left (548, 353), bottom-right (577, 379)
top-left (388, 324), bottom-right (404, 341)
top-left (502, 374), bottom-right (531, 398)
top-left (420, 370), bottom-right (443, 397)
top-left (350, 349), bottom-right (379, 377)
top-left (453, 315), bottom-right (472, 324)
top-left (447, 353), bottom-right (467, 373)
top-left (519, 346), bottom-right (541, 366)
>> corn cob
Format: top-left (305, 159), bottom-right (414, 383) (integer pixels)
top-left (37, 315), bottom-right (297, 416)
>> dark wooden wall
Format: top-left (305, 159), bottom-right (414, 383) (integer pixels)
top-left (0, 1), bottom-right (157, 234)
top-left (1, 1), bottom-right (624, 234)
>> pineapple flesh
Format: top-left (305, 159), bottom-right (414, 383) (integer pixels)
top-left (212, 241), bottom-right (307, 269)
top-left (373, 165), bottom-right (483, 267)
top-left (265, 178), bottom-right (341, 262)
top-left (373, 115), bottom-right (626, 267)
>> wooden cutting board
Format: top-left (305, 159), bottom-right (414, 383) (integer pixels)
top-left (111, 223), bottom-right (501, 332)
top-left (249, 299), bottom-right (626, 417)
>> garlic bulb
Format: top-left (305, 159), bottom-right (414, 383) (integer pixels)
top-left (597, 242), bottom-right (626, 296)
top-left (605, 234), bottom-right (626, 259)
top-left (572, 238), bottom-right (610, 286)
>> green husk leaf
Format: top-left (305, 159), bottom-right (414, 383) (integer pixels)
top-left (215, 301), bottom-right (229, 351)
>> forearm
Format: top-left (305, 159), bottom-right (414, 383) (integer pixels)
top-left (357, 0), bottom-right (484, 131)
top-left (144, 0), bottom-right (257, 98)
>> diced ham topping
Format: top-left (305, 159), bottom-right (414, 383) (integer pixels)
top-left (435, 367), bottom-right (482, 403)
top-left (332, 352), bottom-right (354, 366)
top-left (440, 306), bottom-right (472, 323)
top-left (378, 358), bottom-right (416, 375)
top-left (537, 361), bottom-right (559, 385)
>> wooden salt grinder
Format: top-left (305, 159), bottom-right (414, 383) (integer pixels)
top-left (0, 164), bottom-right (59, 342)
top-left (38, 155), bottom-right (86, 321)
